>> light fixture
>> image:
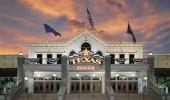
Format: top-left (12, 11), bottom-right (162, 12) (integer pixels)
top-left (131, 73), bottom-right (135, 77)
top-left (63, 51), bottom-right (66, 56)
top-left (144, 77), bottom-right (147, 80)
top-left (53, 74), bottom-right (56, 77)
top-left (149, 52), bottom-right (152, 55)
top-left (25, 77), bottom-right (28, 80)
top-left (92, 74), bottom-right (95, 77)
top-left (19, 52), bottom-right (23, 56)
top-left (116, 74), bottom-right (119, 77)
top-left (36, 73), bottom-right (41, 77)
top-left (106, 51), bottom-right (109, 56)
top-left (76, 74), bottom-right (79, 77)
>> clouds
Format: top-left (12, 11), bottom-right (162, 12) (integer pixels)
top-left (0, 0), bottom-right (170, 54)
top-left (20, 0), bottom-right (76, 19)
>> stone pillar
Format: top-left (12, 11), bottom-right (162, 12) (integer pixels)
top-left (25, 70), bottom-right (34, 93)
top-left (61, 56), bottom-right (67, 87)
top-left (67, 77), bottom-right (70, 93)
top-left (138, 78), bottom-right (143, 93)
top-left (17, 56), bottom-right (25, 93)
top-left (125, 53), bottom-right (129, 64)
top-left (105, 55), bottom-right (111, 88)
top-left (147, 56), bottom-right (154, 93)
top-left (102, 73), bottom-right (105, 93)
top-left (42, 54), bottom-right (46, 64)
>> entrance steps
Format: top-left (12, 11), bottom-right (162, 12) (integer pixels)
top-left (17, 94), bottom-right (59, 100)
top-left (65, 94), bottom-right (108, 100)
top-left (16, 93), bottom-right (157, 100)
top-left (114, 94), bottom-right (155, 100)
top-left (65, 93), bottom-right (156, 100)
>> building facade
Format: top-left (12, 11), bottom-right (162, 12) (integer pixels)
top-left (24, 29), bottom-right (148, 94)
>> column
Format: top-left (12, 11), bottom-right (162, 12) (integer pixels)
top-left (105, 55), bottom-right (111, 87)
top-left (147, 56), bottom-right (154, 94)
top-left (115, 53), bottom-right (119, 64)
top-left (17, 56), bottom-right (25, 93)
top-left (25, 70), bottom-right (34, 93)
top-left (125, 52), bottom-right (129, 64)
top-left (61, 55), bottom-right (67, 87)
top-left (53, 81), bottom-right (56, 93)
top-left (102, 73), bottom-right (105, 94)
top-left (138, 78), bottom-right (143, 93)
top-left (42, 53), bottom-right (46, 64)
top-left (67, 77), bottom-right (70, 93)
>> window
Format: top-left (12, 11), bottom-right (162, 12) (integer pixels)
top-left (119, 54), bottom-right (125, 64)
top-left (37, 54), bottom-right (42, 64)
top-left (57, 54), bottom-right (62, 64)
top-left (110, 54), bottom-right (115, 64)
top-left (129, 54), bottom-right (134, 64)
top-left (47, 54), bottom-right (52, 64)
top-left (69, 51), bottom-right (76, 56)
top-left (96, 51), bottom-right (103, 56)
top-left (81, 42), bottom-right (91, 51)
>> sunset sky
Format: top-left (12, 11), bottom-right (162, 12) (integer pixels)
top-left (0, 0), bottom-right (170, 55)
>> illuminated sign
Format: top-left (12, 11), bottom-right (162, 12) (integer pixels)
top-left (68, 49), bottom-right (104, 70)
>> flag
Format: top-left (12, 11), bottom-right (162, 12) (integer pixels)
top-left (127, 23), bottom-right (136, 43)
top-left (44, 24), bottom-right (61, 37)
top-left (87, 8), bottom-right (94, 29)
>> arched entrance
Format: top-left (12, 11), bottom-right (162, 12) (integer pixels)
top-left (81, 42), bottom-right (91, 51)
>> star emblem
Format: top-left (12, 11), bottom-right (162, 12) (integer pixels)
top-left (83, 48), bottom-right (89, 56)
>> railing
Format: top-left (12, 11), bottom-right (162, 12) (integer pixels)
top-left (106, 86), bottom-right (115, 100)
top-left (25, 58), bottom-right (61, 64)
top-left (26, 58), bottom-right (147, 65)
top-left (111, 58), bottom-right (147, 64)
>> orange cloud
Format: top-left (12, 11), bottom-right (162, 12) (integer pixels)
top-left (138, 12), bottom-right (170, 40)
top-left (96, 18), bottom-right (128, 35)
top-left (20, 0), bottom-right (76, 19)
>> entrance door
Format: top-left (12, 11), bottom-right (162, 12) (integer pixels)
top-left (69, 74), bottom-right (102, 94)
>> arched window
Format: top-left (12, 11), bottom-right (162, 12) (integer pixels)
top-left (69, 51), bottom-right (76, 56)
top-left (81, 42), bottom-right (91, 51)
top-left (96, 51), bottom-right (103, 56)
